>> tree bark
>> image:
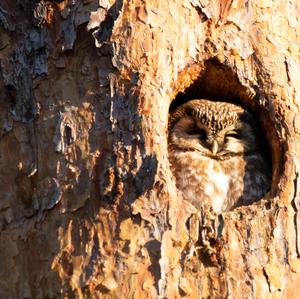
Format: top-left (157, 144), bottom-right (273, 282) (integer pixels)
top-left (0, 0), bottom-right (300, 298)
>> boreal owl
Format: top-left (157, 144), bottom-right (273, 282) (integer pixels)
top-left (168, 99), bottom-right (271, 214)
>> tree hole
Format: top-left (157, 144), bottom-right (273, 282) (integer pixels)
top-left (168, 59), bottom-right (281, 213)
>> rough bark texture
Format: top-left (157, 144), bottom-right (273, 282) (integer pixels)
top-left (0, 0), bottom-right (300, 298)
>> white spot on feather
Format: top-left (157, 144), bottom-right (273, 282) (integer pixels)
top-left (207, 171), bottom-right (230, 214)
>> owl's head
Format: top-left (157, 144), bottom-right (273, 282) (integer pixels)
top-left (168, 99), bottom-right (257, 159)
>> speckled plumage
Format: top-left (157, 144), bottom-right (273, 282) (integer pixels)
top-left (168, 99), bottom-right (271, 213)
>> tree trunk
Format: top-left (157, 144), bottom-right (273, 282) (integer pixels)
top-left (0, 0), bottom-right (300, 298)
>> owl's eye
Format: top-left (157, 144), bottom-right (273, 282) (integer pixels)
top-left (187, 128), bottom-right (207, 140)
top-left (225, 131), bottom-right (240, 139)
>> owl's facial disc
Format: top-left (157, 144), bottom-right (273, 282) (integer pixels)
top-left (186, 122), bottom-right (228, 156)
top-left (170, 113), bottom-right (256, 160)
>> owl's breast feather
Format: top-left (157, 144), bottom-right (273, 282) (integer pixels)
top-left (170, 151), bottom-right (234, 213)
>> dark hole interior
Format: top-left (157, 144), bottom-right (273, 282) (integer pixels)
top-left (64, 125), bottom-right (73, 145)
top-left (170, 59), bottom-right (254, 113)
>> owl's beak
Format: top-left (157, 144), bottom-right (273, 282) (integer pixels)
top-left (211, 140), bottom-right (218, 155)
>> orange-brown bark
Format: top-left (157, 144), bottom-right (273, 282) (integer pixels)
top-left (0, 0), bottom-right (299, 298)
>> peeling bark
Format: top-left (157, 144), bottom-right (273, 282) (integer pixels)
top-left (0, 0), bottom-right (300, 298)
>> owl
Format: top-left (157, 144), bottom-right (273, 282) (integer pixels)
top-left (168, 99), bottom-right (271, 214)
